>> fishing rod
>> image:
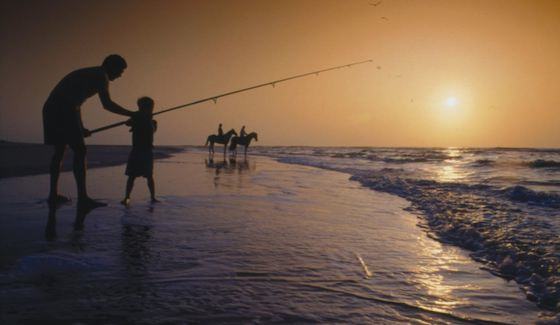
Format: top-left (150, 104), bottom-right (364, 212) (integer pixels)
top-left (90, 59), bottom-right (373, 134)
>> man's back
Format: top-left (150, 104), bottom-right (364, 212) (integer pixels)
top-left (47, 66), bottom-right (107, 107)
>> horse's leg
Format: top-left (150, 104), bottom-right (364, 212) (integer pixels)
top-left (244, 145), bottom-right (248, 157)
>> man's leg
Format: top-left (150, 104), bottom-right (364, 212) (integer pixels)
top-left (69, 143), bottom-right (106, 208)
top-left (69, 143), bottom-right (88, 200)
top-left (48, 144), bottom-right (67, 203)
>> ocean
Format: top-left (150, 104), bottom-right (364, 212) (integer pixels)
top-left (253, 146), bottom-right (560, 313)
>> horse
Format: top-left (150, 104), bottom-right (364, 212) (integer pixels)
top-left (205, 129), bottom-right (237, 156)
top-left (229, 132), bottom-right (258, 157)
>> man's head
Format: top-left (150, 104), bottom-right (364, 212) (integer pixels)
top-left (137, 96), bottom-right (154, 114)
top-left (102, 54), bottom-right (127, 81)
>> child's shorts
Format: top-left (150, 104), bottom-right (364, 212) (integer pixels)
top-left (125, 148), bottom-right (153, 177)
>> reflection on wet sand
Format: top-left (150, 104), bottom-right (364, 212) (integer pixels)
top-left (205, 157), bottom-right (254, 172)
top-left (44, 202), bottom-right (99, 241)
top-left (205, 157), bottom-right (256, 188)
top-left (45, 204), bottom-right (57, 241)
top-left (122, 222), bottom-right (152, 274)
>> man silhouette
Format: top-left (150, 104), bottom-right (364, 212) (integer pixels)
top-left (239, 125), bottom-right (247, 138)
top-left (43, 54), bottom-right (134, 208)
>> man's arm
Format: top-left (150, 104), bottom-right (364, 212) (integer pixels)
top-left (77, 110), bottom-right (91, 137)
top-left (98, 87), bottom-right (134, 117)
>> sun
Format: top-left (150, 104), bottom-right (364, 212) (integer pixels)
top-left (445, 97), bottom-right (458, 107)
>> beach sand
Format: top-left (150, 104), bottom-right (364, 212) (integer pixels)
top-left (0, 141), bottom-right (183, 178)
top-left (0, 150), bottom-right (543, 323)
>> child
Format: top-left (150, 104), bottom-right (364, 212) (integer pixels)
top-left (121, 97), bottom-right (159, 205)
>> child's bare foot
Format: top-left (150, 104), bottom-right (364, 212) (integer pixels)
top-left (121, 198), bottom-right (131, 206)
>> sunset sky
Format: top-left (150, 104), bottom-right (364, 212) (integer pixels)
top-left (1, 0), bottom-right (559, 147)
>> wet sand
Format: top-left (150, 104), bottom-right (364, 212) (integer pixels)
top-left (0, 151), bottom-right (545, 323)
top-left (0, 141), bottom-right (183, 178)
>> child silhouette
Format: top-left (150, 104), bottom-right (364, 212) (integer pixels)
top-left (121, 97), bottom-right (159, 205)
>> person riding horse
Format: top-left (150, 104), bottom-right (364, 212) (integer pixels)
top-left (218, 123), bottom-right (224, 138)
top-left (229, 131), bottom-right (258, 157)
top-left (240, 125), bottom-right (247, 139)
top-left (206, 127), bottom-right (237, 156)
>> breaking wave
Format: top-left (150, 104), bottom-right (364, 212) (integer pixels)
top-left (472, 159), bottom-right (496, 166)
top-left (500, 186), bottom-right (560, 207)
top-left (330, 150), bottom-right (460, 163)
top-left (528, 160), bottom-right (560, 169)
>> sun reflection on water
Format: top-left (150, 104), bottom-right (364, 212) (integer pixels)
top-left (437, 165), bottom-right (462, 183)
top-left (435, 148), bottom-right (468, 183)
top-left (411, 234), bottom-right (474, 314)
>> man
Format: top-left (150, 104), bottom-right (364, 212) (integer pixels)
top-left (43, 54), bottom-right (134, 208)
top-left (239, 125), bottom-right (247, 138)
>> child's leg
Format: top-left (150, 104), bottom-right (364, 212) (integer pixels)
top-left (126, 176), bottom-right (136, 198)
top-left (121, 176), bottom-right (136, 205)
top-left (147, 176), bottom-right (158, 202)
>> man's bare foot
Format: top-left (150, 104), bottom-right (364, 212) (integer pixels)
top-left (78, 197), bottom-right (107, 210)
top-left (47, 194), bottom-right (71, 206)
top-left (121, 198), bottom-right (131, 206)
top-left (151, 198), bottom-right (161, 203)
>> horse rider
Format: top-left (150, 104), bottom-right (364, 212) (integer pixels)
top-left (240, 125), bottom-right (247, 139)
top-left (218, 123), bottom-right (224, 138)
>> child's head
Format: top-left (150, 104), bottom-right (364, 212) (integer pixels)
top-left (137, 97), bottom-right (154, 114)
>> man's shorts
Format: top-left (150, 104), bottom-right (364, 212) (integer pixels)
top-left (42, 100), bottom-right (85, 146)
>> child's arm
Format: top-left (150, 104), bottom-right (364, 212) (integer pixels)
top-left (125, 115), bottom-right (135, 132)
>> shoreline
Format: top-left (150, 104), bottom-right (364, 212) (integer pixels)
top-left (0, 151), bottom-right (542, 323)
top-left (0, 142), bottom-right (185, 179)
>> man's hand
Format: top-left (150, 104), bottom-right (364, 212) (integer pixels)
top-left (83, 128), bottom-right (92, 137)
